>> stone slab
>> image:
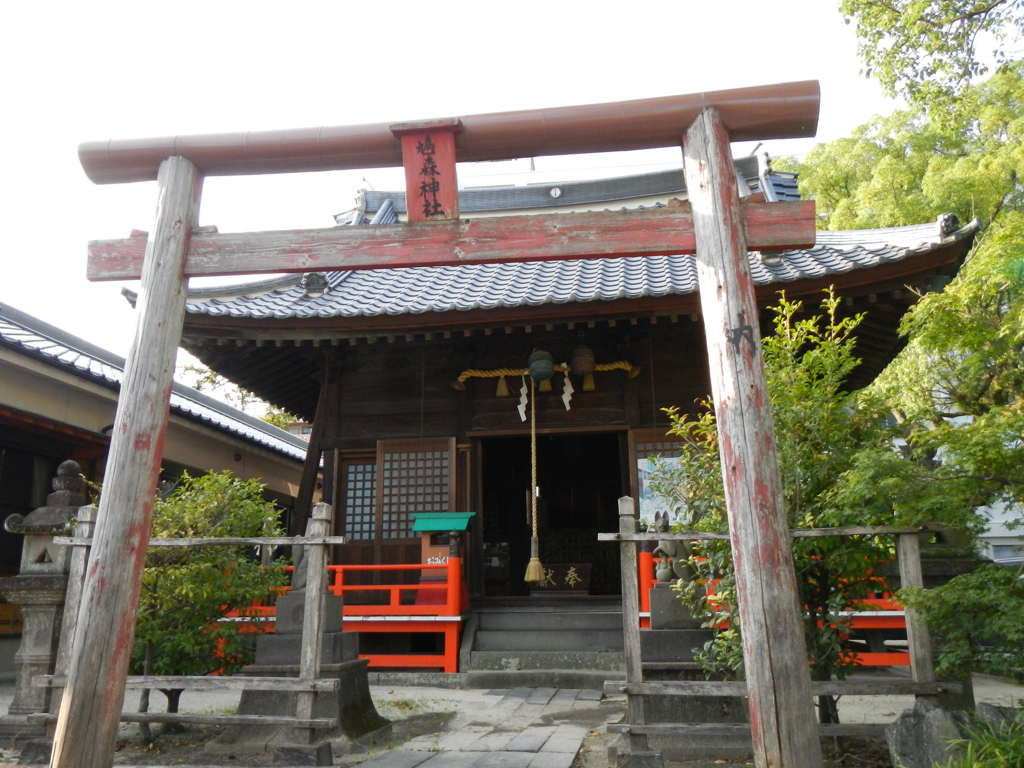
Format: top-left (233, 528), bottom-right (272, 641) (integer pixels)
top-left (539, 724), bottom-right (586, 753)
top-left (505, 726), bottom-right (556, 752)
top-left (356, 749), bottom-right (434, 768)
top-left (528, 753), bottom-right (578, 768)
top-left (525, 688), bottom-right (557, 705)
top-left (463, 729), bottom-right (517, 752)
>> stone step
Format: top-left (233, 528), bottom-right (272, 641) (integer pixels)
top-left (476, 610), bottom-right (623, 632)
top-left (464, 668), bottom-right (624, 691)
top-left (474, 629), bottom-right (624, 652)
top-left (470, 650), bottom-right (625, 672)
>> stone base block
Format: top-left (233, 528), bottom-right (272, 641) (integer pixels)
top-left (255, 630), bottom-right (358, 666)
top-left (206, 659), bottom-right (389, 756)
top-left (639, 629), bottom-right (712, 663)
top-left (14, 737), bottom-right (51, 764)
top-left (272, 741), bottom-right (333, 765)
top-left (649, 583), bottom-right (704, 630)
top-left (273, 592), bottom-right (343, 634)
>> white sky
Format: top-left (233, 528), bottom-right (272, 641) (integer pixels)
top-left (0, 1), bottom-right (901, 358)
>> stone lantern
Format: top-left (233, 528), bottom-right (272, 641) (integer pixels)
top-left (0, 460), bottom-right (86, 725)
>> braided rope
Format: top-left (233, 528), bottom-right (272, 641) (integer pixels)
top-left (531, 376), bottom-right (538, 539)
top-left (452, 360), bottom-right (640, 389)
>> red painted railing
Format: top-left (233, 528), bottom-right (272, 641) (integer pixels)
top-left (230, 559), bottom-right (465, 672)
top-left (638, 555), bottom-right (909, 667)
top-left (326, 559), bottom-right (463, 616)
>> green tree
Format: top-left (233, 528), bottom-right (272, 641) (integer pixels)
top-left (840, 0), bottom-right (1024, 108)
top-left (131, 472), bottom-right (289, 720)
top-left (652, 292), bottom-right (896, 723)
top-left (782, 62), bottom-right (1024, 687)
top-left (783, 62), bottom-right (1024, 525)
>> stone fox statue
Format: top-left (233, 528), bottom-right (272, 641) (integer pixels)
top-left (651, 511), bottom-right (693, 583)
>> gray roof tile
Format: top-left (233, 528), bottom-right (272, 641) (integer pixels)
top-left (181, 218), bottom-right (961, 323)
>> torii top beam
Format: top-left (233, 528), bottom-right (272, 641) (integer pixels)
top-left (78, 81), bottom-right (819, 184)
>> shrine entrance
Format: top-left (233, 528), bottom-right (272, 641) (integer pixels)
top-left (479, 432), bottom-right (625, 597)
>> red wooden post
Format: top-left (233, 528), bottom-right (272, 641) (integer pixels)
top-left (445, 557), bottom-right (462, 617)
top-left (51, 156), bottom-right (202, 768)
top-left (683, 109), bottom-right (822, 768)
top-left (391, 119), bottom-right (462, 221)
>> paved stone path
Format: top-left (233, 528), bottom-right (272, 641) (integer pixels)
top-left (358, 688), bottom-right (603, 768)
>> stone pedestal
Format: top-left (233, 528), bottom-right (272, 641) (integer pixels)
top-left (0, 461), bottom-right (85, 737)
top-left (206, 588), bottom-right (387, 761)
top-left (648, 582), bottom-right (704, 630)
top-left (0, 575), bottom-right (67, 715)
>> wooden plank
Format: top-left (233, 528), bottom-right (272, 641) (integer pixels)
top-left (683, 108), bottom-right (821, 768)
top-left (608, 723), bottom-right (889, 738)
top-left (51, 156), bottom-right (202, 768)
top-left (393, 122), bottom-right (461, 221)
top-left (86, 200), bottom-right (816, 282)
top-left (607, 681), bottom-right (963, 698)
top-left (31, 713), bottom-right (334, 728)
top-left (599, 526), bottom-right (922, 542)
top-left (617, 497), bottom-right (650, 757)
top-left (898, 533), bottom-right (935, 684)
top-left (53, 536), bottom-right (348, 548)
top-left (36, 675), bottom-right (339, 693)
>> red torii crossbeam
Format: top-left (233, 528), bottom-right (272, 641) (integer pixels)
top-left (86, 200), bottom-right (815, 281)
top-left (58, 82), bottom-right (823, 768)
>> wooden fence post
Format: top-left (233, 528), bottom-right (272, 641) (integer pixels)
top-left (897, 533), bottom-right (935, 685)
top-left (683, 108), bottom-right (822, 768)
top-left (295, 502), bottom-right (332, 744)
top-left (46, 505), bottom-right (97, 731)
top-left (617, 497), bottom-right (661, 766)
top-left (51, 156), bottom-right (201, 768)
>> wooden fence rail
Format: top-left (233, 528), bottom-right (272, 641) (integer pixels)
top-left (39, 502), bottom-right (342, 749)
top-left (602, 501), bottom-right (937, 745)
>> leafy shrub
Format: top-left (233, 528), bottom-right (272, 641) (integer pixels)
top-left (130, 472), bottom-right (289, 712)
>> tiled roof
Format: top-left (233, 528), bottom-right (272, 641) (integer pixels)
top-left (180, 218), bottom-right (976, 322)
top-left (343, 158), bottom-right (800, 221)
top-left (0, 304), bottom-right (308, 462)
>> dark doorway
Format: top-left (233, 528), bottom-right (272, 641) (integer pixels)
top-left (480, 432), bottom-right (623, 596)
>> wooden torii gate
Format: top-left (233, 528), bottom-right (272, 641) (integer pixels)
top-left (57, 81), bottom-right (824, 768)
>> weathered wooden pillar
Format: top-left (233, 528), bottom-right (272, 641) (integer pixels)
top-left (51, 156), bottom-right (201, 768)
top-left (897, 533), bottom-right (934, 685)
top-left (682, 109), bottom-right (822, 768)
top-left (295, 502), bottom-right (332, 745)
top-left (617, 497), bottom-right (662, 767)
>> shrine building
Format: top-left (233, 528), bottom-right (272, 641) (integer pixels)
top-left (161, 159), bottom-right (977, 601)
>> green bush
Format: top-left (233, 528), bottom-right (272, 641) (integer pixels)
top-left (901, 563), bottom-right (1024, 683)
top-left (130, 471), bottom-right (289, 712)
top-left (942, 709), bottom-right (1024, 768)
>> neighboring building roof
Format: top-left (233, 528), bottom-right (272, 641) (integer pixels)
top-left (0, 304), bottom-right (308, 462)
top-left (337, 156), bottom-right (799, 223)
top-left (177, 217), bottom-right (977, 322)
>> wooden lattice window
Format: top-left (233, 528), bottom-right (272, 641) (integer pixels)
top-left (377, 438), bottom-right (456, 540)
top-left (343, 462), bottom-right (377, 541)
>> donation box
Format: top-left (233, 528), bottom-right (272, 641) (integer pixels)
top-left (410, 512), bottom-right (475, 610)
